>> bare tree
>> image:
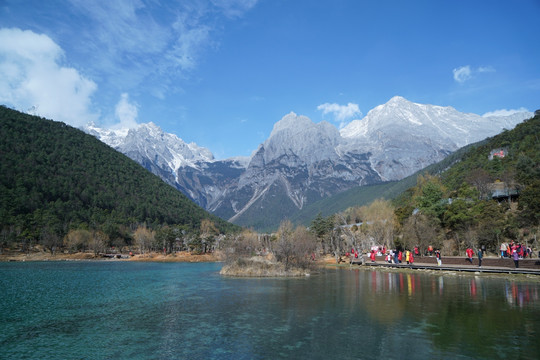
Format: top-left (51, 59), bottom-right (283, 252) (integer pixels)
top-left (64, 229), bottom-right (92, 253)
top-left (200, 219), bottom-right (219, 253)
top-left (335, 212), bottom-right (358, 252)
top-left (359, 199), bottom-right (395, 248)
top-left (40, 228), bottom-right (61, 255)
top-left (133, 225), bottom-right (155, 254)
top-left (402, 213), bottom-right (440, 255)
top-left (275, 221), bottom-right (295, 270)
top-left (274, 221), bottom-right (317, 270)
top-left (221, 230), bottom-right (260, 263)
top-left (89, 230), bottom-right (108, 256)
top-left (466, 168), bottom-right (492, 200)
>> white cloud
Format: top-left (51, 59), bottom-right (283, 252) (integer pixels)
top-left (478, 65), bottom-right (496, 73)
top-left (114, 93), bottom-right (139, 129)
top-left (211, 0), bottom-right (258, 18)
top-left (482, 107), bottom-right (529, 117)
top-left (0, 28), bottom-right (98, 126)
top-left (453, 65), bottom-right (472, 83)
top-left (168, 14), bottom-right (212, 72)
top-left (317, 102), bottom-right (361, 122)
top-left (453, 65), bottom-right (496, 83)
top-left (65, 0), bottom-right (258, 95)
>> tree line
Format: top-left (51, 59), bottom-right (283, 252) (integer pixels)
top-left (0, 106), bottom-right (239, 254)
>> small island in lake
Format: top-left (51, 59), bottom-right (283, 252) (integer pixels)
top-left (219, 223), bottom-right (318, 277)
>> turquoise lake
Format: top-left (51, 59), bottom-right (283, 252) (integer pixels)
top-left (1, 261), bottom-right (539, 359)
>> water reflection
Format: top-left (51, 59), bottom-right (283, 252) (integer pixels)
top-left (1, 262), bottom-right (539, 360)
top-left (505, 283), bottom-right (539, 308)
top-left (358, 269), bottom-right (539, 309)
top-left (338, 268), bottom-right (540, 358)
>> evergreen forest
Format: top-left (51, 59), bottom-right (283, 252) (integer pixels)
top-left (0, 106), bottom-right (238, 253)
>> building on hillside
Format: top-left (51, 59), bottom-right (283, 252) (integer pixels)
top-left (489, 148), bottom-right (507, 160)
top-left (490, 181), bottom-right (519, 203)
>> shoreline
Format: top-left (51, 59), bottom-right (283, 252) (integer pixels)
top-left (3, 251), bottom-right (539, 280)
top-left (0, 251), bottom-right (220, 263)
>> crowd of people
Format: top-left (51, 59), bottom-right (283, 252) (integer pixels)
top-left (499, 242), bottom-right (532, 259)
top-left (350, 243), bottom-right (536, 270)
top-left (359, 246), bottom-right (442, 266)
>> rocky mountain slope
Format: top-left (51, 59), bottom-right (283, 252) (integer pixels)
top-left (85, 96), bottom-right (532, 230)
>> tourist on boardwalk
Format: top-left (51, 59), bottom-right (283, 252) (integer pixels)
top-left (398, 250), bottom-right (403, 263)
top-left (388, 249), bottom-right (394, 263)
top-left (435, 250), bottom-right (442, 266)
top-left (477, 248), bottom-right (483, 268)
top-left (414, 246), bottom-right (419, 257)
top-left (410, 251), bottom-right (414, 264)
top-left (394, 250), bottom-right (399, 264)
top-left (466, 247), bottom-right (473, 263)
top-left (512, 249), bottom-right (519, 268)
top-left (500, 243), bottom-right (507, 258)
top-left (370, 250), bottom-right (376, 262)
top-left (405, 250), bottom-right (410, 264)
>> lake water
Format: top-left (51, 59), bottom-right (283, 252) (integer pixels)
top-left (1, 261), bottom-right (539, 359)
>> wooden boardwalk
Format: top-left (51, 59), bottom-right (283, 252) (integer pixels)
top-left (350, 256), bottom-right (540, 276)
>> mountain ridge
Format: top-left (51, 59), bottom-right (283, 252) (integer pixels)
top-left (84, 96), bottom-right (533, 231)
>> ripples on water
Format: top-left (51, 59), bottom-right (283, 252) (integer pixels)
top-left (0, 261), bottom-right (539, 359)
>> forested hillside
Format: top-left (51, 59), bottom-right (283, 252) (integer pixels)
top-left (0, 106), bottom-right (238, 252)
top-left (292, 140), bottom-right (487, 228)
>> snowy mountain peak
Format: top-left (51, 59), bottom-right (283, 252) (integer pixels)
top-left (260, 112), bottom-right (341, 165)
top-left (83, 121), bottom-right (215, 173)
top-left (340, 96), bottom-right (532, 146)
top-left (270, 112), bottom-right (312, 136)
top-left (387, 95), bottom-right (409, 104)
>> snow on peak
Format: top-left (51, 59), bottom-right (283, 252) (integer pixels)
top-left (260, 112), bottom-right (341, 165)
top-left (83, 121), bottom-right (214, 174)
top-left (270, 112), bottom-right (313, 136)
top-left (340, 95), bottom-right (531, 148)
top-left (387, 95), bottom-right (409, 104)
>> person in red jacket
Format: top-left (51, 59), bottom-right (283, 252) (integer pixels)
top-left (466, 248), bottom-right (473, 264)
top-left (398, 251), bottom-right (403, 263)
top-left (370, 250), bottom-right (376, 262)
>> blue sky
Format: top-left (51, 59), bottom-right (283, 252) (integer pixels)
top-left (1, 0), bottom-right (539, 159)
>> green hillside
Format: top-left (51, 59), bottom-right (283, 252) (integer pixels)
top-left (0, 106), bottom-right (238, 248)
top-left (291, 140), bottom-right (487, 228)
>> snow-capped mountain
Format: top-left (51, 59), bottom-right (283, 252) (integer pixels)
top-left (339, 96), bottom-right (532, 180)
top-left (83, 96), bottom-right (533, 230)
top-left (208, 112), bottom-right (380, 224)
top-left (85, 122), bottom-right (216, 189)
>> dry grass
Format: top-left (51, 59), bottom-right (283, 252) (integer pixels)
top-left (220, 256), bottom-right (311, 277)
